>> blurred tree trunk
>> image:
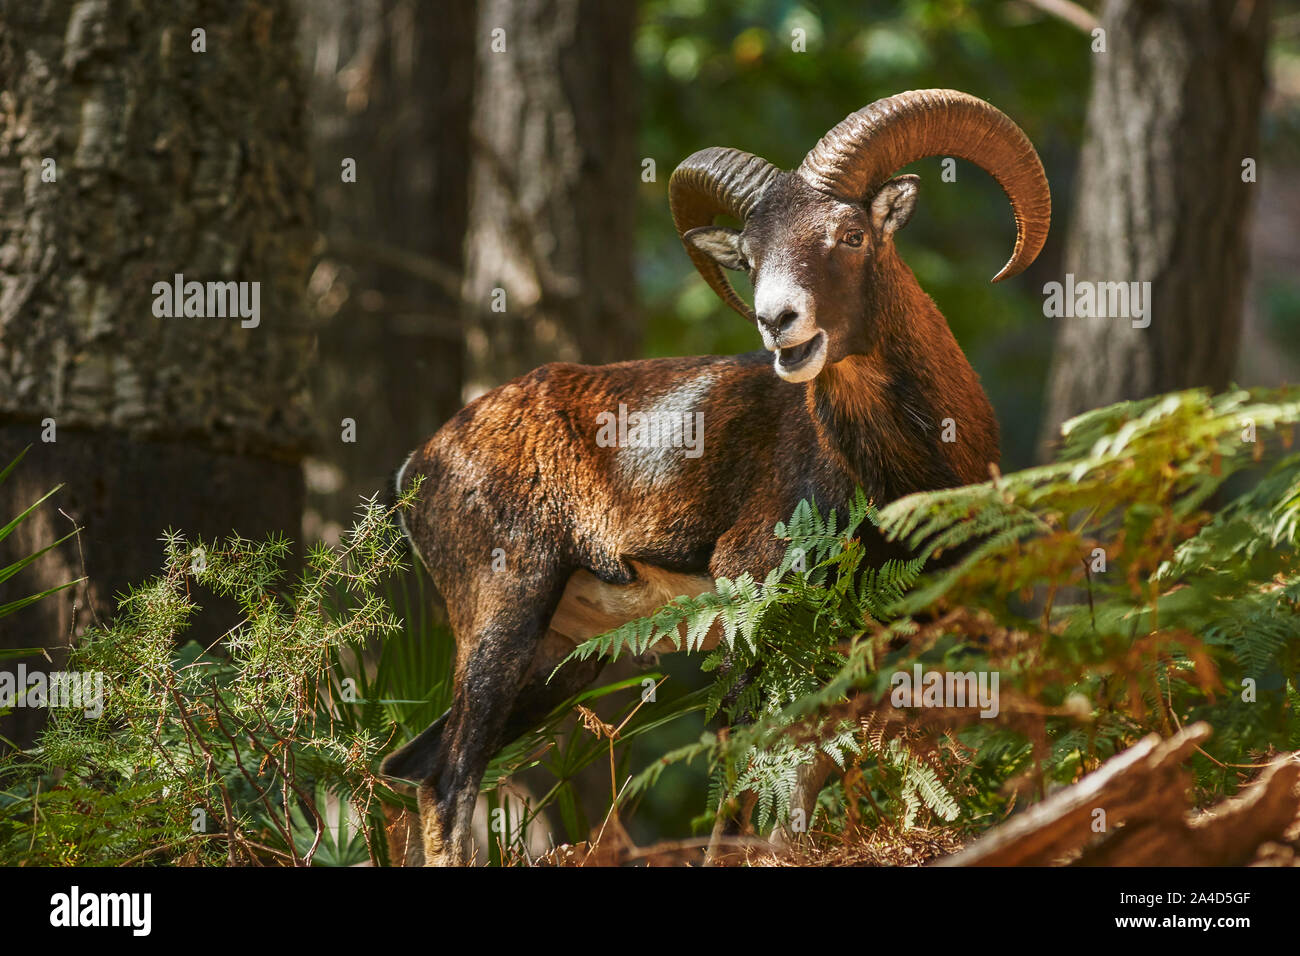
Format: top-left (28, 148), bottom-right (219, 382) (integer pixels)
top-left (0, 0), bottom-right (315, 746)
top-left (1038, 0), bottom-right (1270, 457)
top-left (462, 0), bottom-right (639, 397)
top-left (299, 0), bottom-right (475, 537)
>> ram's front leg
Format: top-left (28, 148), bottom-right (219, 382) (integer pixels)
top-left (705, 754), bottom-right (833, 863)
top-left (704, 522), bottom-right (810, 862)
top-left (770, 752), bottom-right (837, 850)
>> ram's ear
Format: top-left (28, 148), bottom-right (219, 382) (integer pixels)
top-left (869, 174), bottom-right (920, 237)
top-left (683, 226), bottom-right (747, 272)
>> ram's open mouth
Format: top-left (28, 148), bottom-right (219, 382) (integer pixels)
top-left (775, 331), bottom-right (827, 379)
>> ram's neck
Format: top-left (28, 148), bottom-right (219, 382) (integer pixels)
top-left (806, 250), bottom-right (999, 503)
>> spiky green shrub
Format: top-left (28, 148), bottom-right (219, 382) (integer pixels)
top-left (0, 488), bottom-right (411, 865)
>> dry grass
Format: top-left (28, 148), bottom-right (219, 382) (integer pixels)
top-left (528, 819), bottom-right (967, 867)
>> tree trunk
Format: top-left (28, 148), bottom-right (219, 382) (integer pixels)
top-left (299, 0), bottom-right (475, 537)
top-left (0, 0), bottom-right (315, 746)
top-left (461, 0), bottom-right (639, 397)
top-left (1038, 0), bottom-right (1270, 456)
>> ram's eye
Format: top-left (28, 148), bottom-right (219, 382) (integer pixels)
top-left (841, 229), bottom-right (864, 248)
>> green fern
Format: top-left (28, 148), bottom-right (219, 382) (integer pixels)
top-left (582, 387), bottom-right (1300, 843)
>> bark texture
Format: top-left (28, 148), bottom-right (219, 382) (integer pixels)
top-left (0, 0), bottom-right (315, 450)
top-left (0, 0), bottom-right (314, 746)
top-left (462, 0), bottom-right (639, 397)
top-left (1038, 0), bottom-right (1270, 455)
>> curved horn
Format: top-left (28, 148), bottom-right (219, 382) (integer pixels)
top-left (670, 147), bottom-right (780, 320)
top-left (797, 89), bottom-right (1051, 282)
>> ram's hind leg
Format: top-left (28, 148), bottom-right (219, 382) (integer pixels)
top-left (411, 633), bottom-right (603, 865)
top-left (417, 571), bottom-right (573, 865)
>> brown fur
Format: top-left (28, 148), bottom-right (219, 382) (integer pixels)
top-left (383, 174), bottom-right (1002, 865)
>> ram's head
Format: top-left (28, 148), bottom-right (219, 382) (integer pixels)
top-left (670, 89), bottom-right (1051, 383)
